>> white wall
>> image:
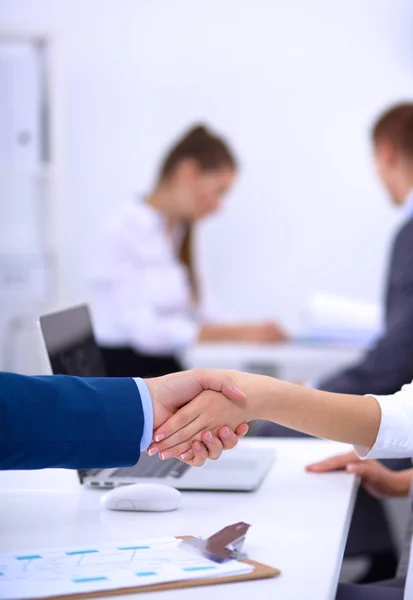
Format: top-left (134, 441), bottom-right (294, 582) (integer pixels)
top-left (1, 0), bottom-right (413, 332)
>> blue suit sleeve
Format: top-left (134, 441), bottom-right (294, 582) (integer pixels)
top-left (0, 373), bottom-right (144, 470)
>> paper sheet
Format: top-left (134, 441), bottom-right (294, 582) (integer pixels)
top-left (0, 537), bottom-right (253, 599)
top-left (302, 291), bottom-right (382, 343)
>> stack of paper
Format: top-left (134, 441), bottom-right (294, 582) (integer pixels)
top-left (0, 537), bottom-right (254, 599)
top-left (301, 291), bottom-right (382, 344)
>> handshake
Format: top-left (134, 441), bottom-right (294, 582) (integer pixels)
top-left (145, 369), bottom-right (254, 467)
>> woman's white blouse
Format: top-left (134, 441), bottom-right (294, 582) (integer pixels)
top-left (90, 202), bottom-right (201, 354)
top-left (355, 383), bottom-right (413, 599)
top-left (355, 382), bottom-right (413, 460)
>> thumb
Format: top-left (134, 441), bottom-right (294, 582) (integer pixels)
top-left (195, 370), bottom-right (246, 401)
top-left (221, 379), bottom-right (246, 401)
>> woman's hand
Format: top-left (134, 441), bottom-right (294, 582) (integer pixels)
top-left (199, 322), bottom-right (288, 344)
top-left (147, 390), bottom-right (252, 460)
top-left (306, 451), bottom-right (413, 499)
top-left (177, 423), bottom-right (249, 466)
top-left (235, 322), bottom-right (288, 343)
top-left (242, 321), bottom-right (288, 344)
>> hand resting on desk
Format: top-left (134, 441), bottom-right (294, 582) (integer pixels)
top-left (306, 451), bottom-right (413, 499)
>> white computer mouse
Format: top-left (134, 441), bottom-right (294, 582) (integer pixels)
top-left (100, 483), bottom-right (182, 512)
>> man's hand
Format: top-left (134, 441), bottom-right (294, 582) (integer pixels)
top-left (145, 370), bottom-right (249, 465)
top-left (306, 451), bottom-right (413, 499)
top-left (146, 369), bottom-right (246, 430)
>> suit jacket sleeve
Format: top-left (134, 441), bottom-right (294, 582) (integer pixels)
top-left (0, 373), bottom-right (144, 470)
top-left (318, 220), bottom-right (413, 396)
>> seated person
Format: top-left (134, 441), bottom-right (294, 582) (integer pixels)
top-left (312, 103), bottom-right (413, 397)
top-left (90, 124), bottom-right (285, 379)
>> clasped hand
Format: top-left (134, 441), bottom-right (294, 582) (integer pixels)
top-left (145, 369), bottom-right (250, 466)
top-left (306, 451), bottom-right (412, 499)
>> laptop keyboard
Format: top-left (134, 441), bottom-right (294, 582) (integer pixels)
top-left (111, 453), bottom-right (190, 479)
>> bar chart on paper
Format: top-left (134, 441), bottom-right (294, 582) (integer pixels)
top-left (0, 537), bottom-right (253, 599)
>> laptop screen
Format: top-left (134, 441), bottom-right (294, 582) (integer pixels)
top-left (39, 304), bottom-right (107, 378)
top-left (39, 304), bottom-right (108, 482)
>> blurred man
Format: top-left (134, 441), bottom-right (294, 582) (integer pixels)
top-left (317, 103), bottom-right (413, 397)
top-left (256, 103), bottom-right (413, 582)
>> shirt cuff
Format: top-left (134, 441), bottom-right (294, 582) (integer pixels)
top-left (133, 378), bottom-right (154, 451)
top-left (354, 394), bottom-right (413, 459)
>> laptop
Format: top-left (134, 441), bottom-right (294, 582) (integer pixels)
top-left (39, 304), bottom-right (274, 491)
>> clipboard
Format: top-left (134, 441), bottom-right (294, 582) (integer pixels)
top-left (46, 523), bottom-right (280, 599)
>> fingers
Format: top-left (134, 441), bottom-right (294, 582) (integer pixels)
top-left (264, 322), bottom-right (288, 342)
top-left (194, 369), bottom-right (245, 401)
top-left (178, 430), bottom-right (230, 467)
top-left (151, 418), bottom-right (243, 457)
top-left (178, 447), bottom-right (194, 462)
top-left (346, 462), bottom-right (384, 498)
top-left (201, 430), bottom-right (225, 460)
top-left (172, 431), bottom-right (226, 462)
top-left (158, 439), bottom-right (194, 461)
top-left (177, 433), bottom-right (225, 465)
top-left (179, 428), bottom-right (238, 466)
top-left (217, 426), bottom-right (239, 451)
top-left (235, 423), bottom-right (249, 437)
top-left (150, 416), bottom-right (249, 459)
top-left (182, 441), bottom-right (209, 467)
top-left (151, 372), bottom-right (246, 450)
top-left (346, 462), bottom-right (367, 476)
top-left (150, 386), bottom-right (248, 459)
top-left (152, 401), bottom-right (201, 445)
top-left (346, 461), bottom-right (379, 482)
top-left (176, 426), bottom-right (244, 466)
top-left (162, 425), bottom-right (243, 461)
top-left (149, 418), bottom-right (205, 458)
top-left (306, 451), bottom-right (358, 473)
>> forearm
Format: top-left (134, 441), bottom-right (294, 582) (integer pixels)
top-left (232, 372), bottom-right (382, 448)
top-left (392, 468), bottom-right (413, 497)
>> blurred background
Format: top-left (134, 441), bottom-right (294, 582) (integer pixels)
top-left (3, 1), bottom-right (413, 585)
top-left (1, 0), bottom-right (413, 373)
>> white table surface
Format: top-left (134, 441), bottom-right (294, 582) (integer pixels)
top-left (183, 342), bottom-right (364, 382)
top-left (0, 438), bottom-right (358, 600)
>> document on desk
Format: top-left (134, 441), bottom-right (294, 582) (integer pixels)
top-left (0, 536), bottom-right (254, 599)
top-left (302, 291), bottom-right (382, 344)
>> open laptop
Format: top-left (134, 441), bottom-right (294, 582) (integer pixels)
top-left (39, 304), bottom-right (274, 491)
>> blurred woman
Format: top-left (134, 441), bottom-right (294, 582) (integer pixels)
top-left (90, 125), bottom-right (285, 378)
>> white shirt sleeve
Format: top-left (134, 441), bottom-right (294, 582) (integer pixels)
top-left (90, 203), bottom-right (200, 354)
top-left (133, 378), bottom-right (154, 451)
top-left (354, 381), bottom-right (413, 459)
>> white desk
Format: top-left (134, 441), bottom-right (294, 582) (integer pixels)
top-left (0, 439), bottom-right (358, 600)
top-left (183, 342), bottom-right (364, 382)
